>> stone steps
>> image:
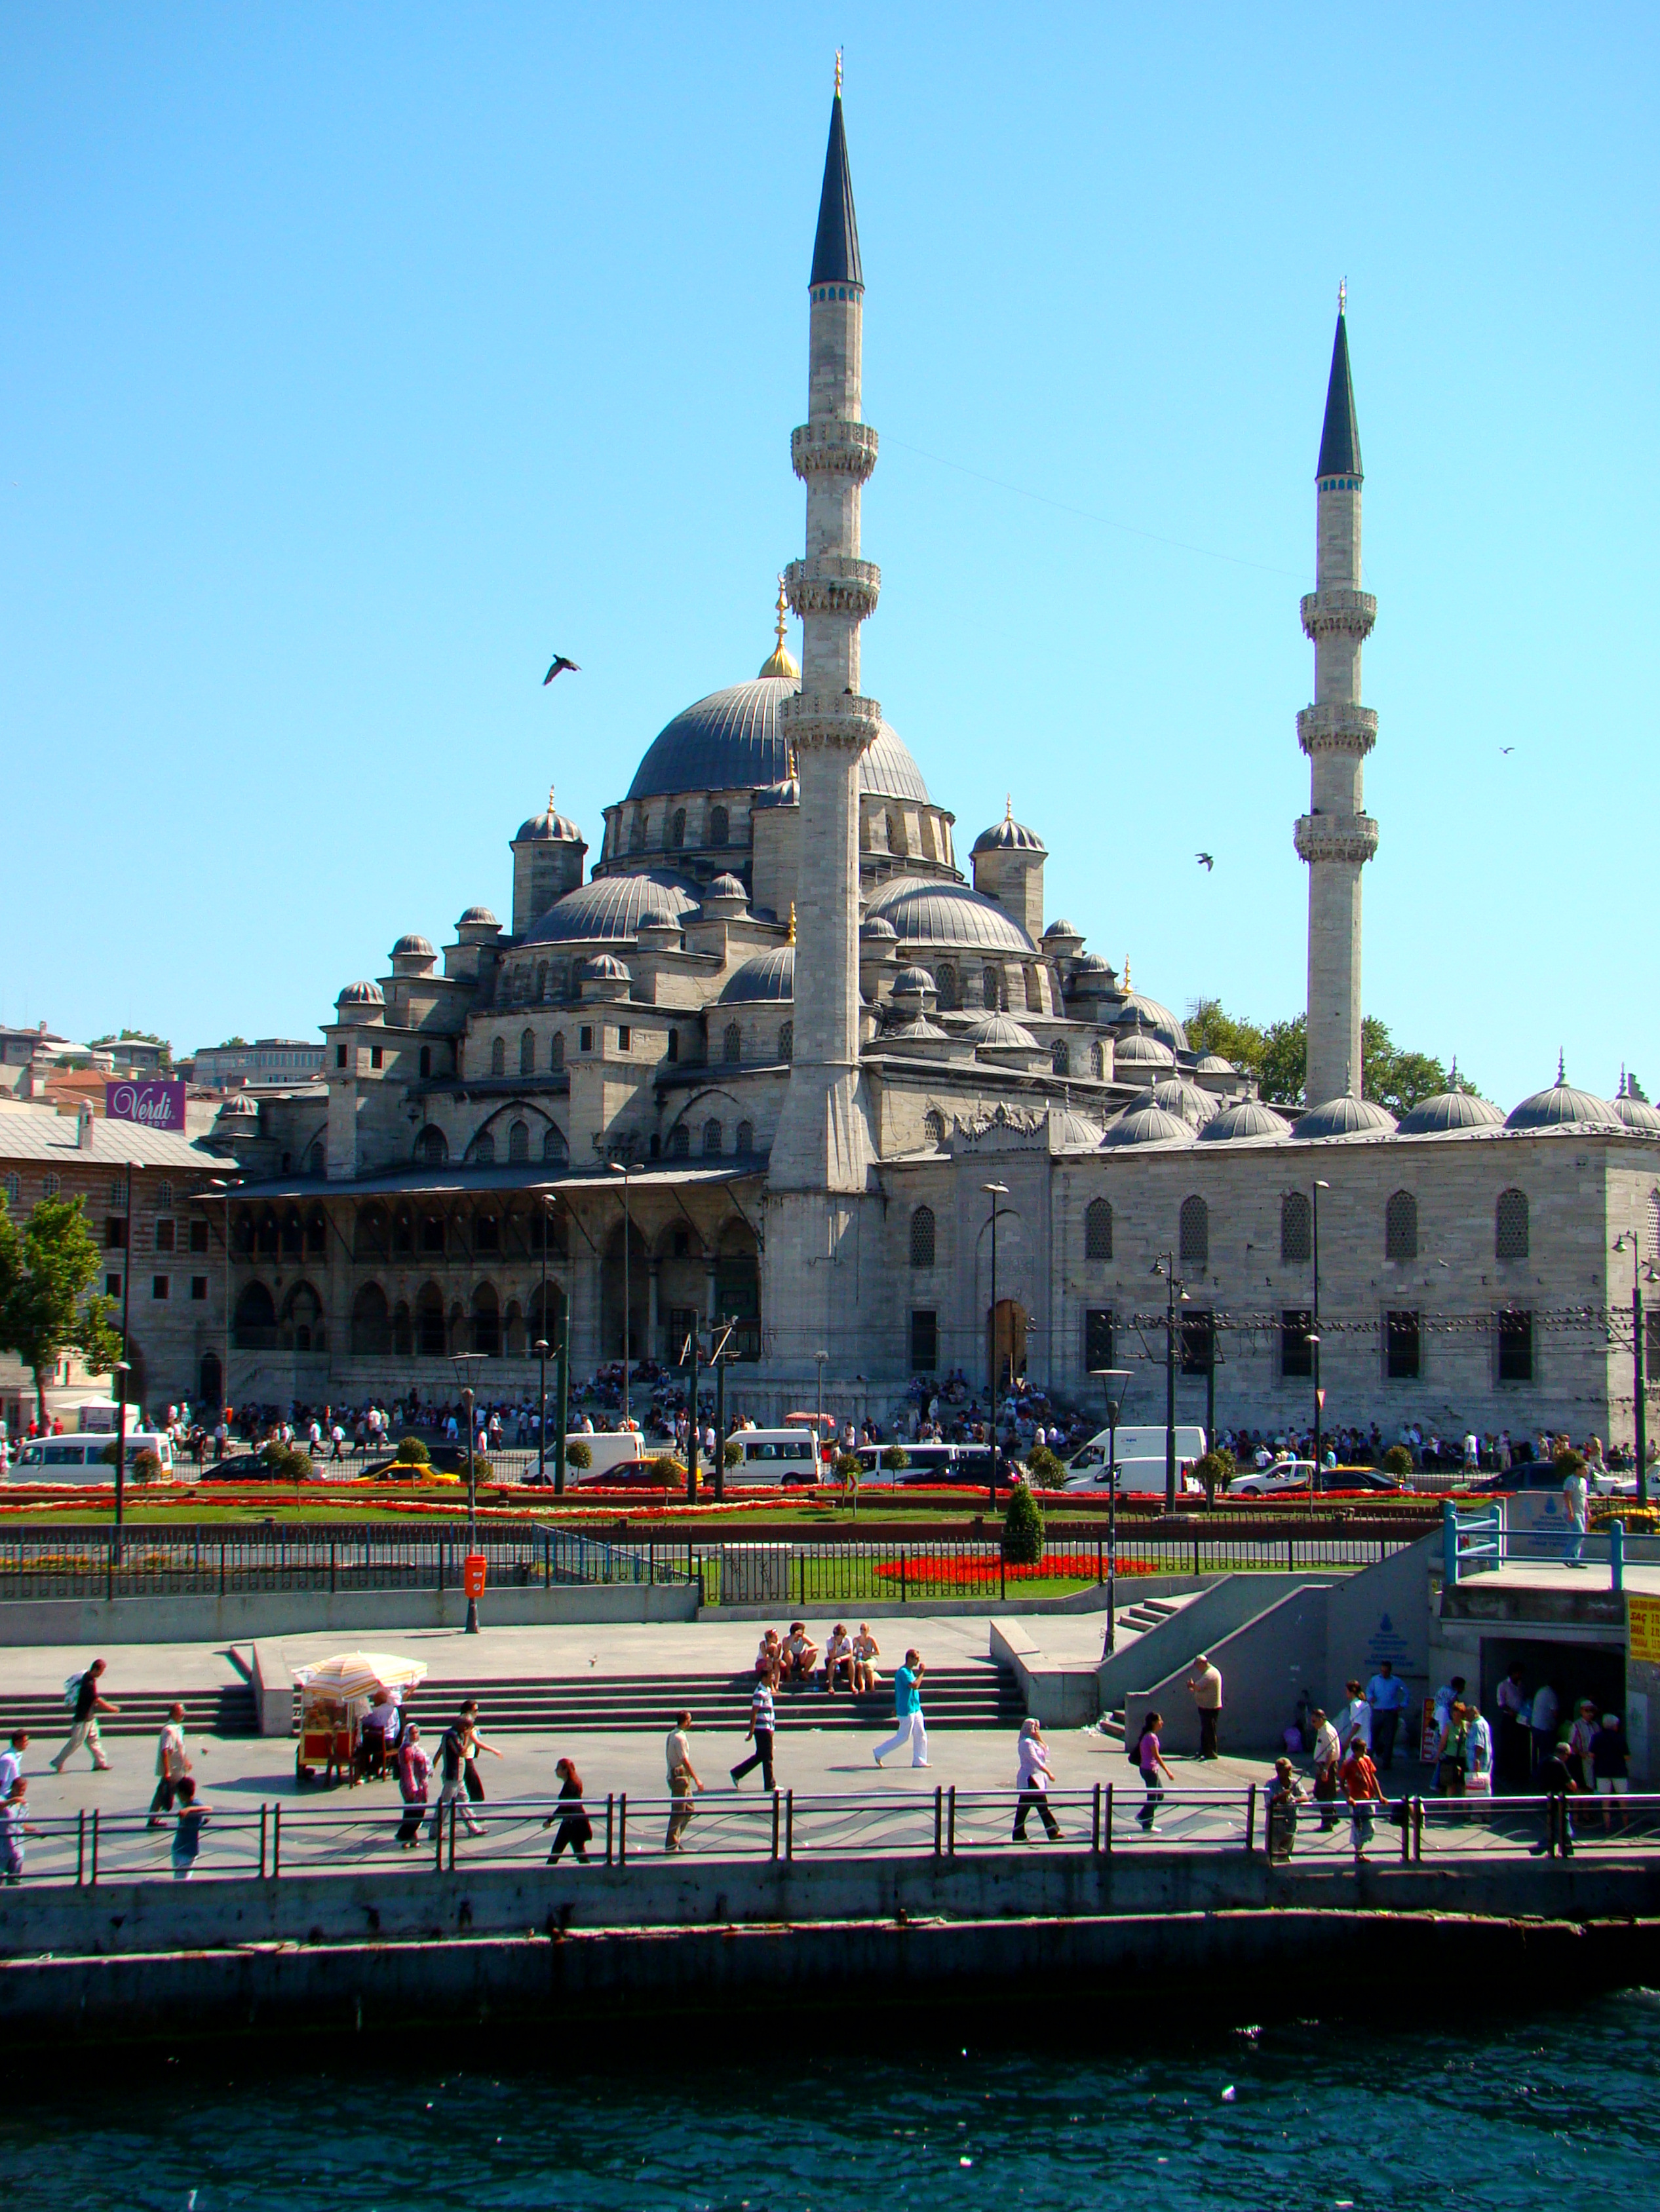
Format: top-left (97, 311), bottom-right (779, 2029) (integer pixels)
top-left (0, 1687), bottom-right (259, 1740)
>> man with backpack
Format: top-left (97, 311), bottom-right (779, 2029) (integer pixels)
top-left (50, 1660), bottom-right (117, 1773)
top-left (427, 1712), bottom-right (484, 1841)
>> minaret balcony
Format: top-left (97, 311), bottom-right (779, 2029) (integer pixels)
top-left (1301, 589), bottom-right (1377, 642)
top-left (1297, 703), bottom-right (1378, 757)
top-left (1294, 812), bottom-right (1379, 866)
top-left (780, 688), bottom-right (883, 755)
top-left (785, 555), bottom-right (881, 622)
top-left (792, 421), bottom-right (879, 485)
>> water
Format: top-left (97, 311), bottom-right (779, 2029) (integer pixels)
top-left (7, 1994), bottom-right (1659, 2209)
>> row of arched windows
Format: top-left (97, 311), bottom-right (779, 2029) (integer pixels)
top-left (623, 805), bottom-right (732, 854)
top-left (1072, 1188), bottom-right (1535, 1272)
top-left (667, 1119), bottom-right (756, 1160)
top-left (722, 1021), bottom-right (792, 1065)
top-left (490, 1029), bottom-right (568, 1078)
top-left (348, 1280), bottom-right (567, 1360)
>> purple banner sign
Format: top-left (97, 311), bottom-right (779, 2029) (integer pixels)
top-left (105, 1080), bottom-right (185, 1130)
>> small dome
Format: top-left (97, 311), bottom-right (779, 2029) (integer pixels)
top-left (719, 947), bottom-right (795, 1004)
top-left (336, 980), bottom-right (384, 1006)
top-left (1113, 1029), bottom-right (1174, 1071)
top-left (1294, 1095), bottom-right (1399, 1140)
top-left (972, 801), bottom-right (1047, 856)
top-left (1197, 1099), bottom-right (1293, 1145)
top-left (860, 916), bottom-right (898, 941)
top-left (1073, 952), bottom-right (1112, 976)
top-left (391, 933), bottom-right (435, 959)
top-left (515, 788), bottom-right (583, 844)
top-left (1148, 1076), bottom-right (1222, 1128)
top-left (1195, 1053), bottom-right (1235, 1077)
top-left (581, 953), bottom-right (630, 983)
top-left (214, 1092), bottom-right (260, 1119)
top-left (705, 873), bottom-right (748, 902)
top-left (882, 1014), bottom-right (950, 1042)
top-left (964, 1012), bottom-right (1039, 1050)
top-left (458, 906), bottom-right (499, 928)
top-left (1506, 1061), bottom-right (1616, 1131)
top-left (1397, 1088), bottom-right (1505, 1136)
top-left (1612, 1085), bottom-right (1660, 1135)
top-left (1100, 1101), bottom-right (1195, 1149)
top-left (893, 965), bottom-right (936, 996)
top-left (1113, 993), bottom-right (1188, 1054)
top-left (752, 776), bottom-right (800, 811)
top-left (1043, 919), bottom-right (1080, 940)
top-left (1048, 1108), bottom-right (1102, 1149)
top-left (523, 871), bottom-right (699, 947)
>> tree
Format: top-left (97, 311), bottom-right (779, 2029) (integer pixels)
top-left (1186, 999), bottom-right (1474, 1114)
top-left (219, 1036), bottom-right (249, 1050)
top-left (1001, 1479), bottom-right (1045, 1565)
top-left (0, 1194), bottom-right (121, 1428)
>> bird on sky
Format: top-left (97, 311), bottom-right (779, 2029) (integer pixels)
top-left (1197, 852), bottom-right (1214, 871)
top-left (543, 654), bottom-right (580, 685)
top-left (1501, 746), bottom-right (1515, 754)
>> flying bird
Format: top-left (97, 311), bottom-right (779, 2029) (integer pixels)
top-left (1500, 746), bottom-right (1515, 755)
top-left (1197, 852), bottom-right (1214, 871)
top-left (543, 655), bottom-right (580, 685)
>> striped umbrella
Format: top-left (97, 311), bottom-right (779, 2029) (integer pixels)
top-left (291, 1651), bottom-right (429, 1698)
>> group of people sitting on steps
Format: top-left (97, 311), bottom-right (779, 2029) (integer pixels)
top-left (752, 1622), bottom-right (883, 1694)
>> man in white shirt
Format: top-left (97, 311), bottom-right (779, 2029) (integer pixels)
top-left (1530, 1681), bottom-right (1560, 1772)
top-left (665, 1711), bottom-right (703, 1852)
top-left (1562, 1462), bottom-right (1590, 1567)
top-left (0, 1731), bottom-right (28, 1802)
top-left (147, 1704), bottom-right (190, 1827)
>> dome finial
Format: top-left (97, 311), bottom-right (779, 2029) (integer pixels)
top-left (1338, 275), bottom-right (1347, 317)
top-left (1556, 1048), bottom-right (1566, 1086)
top-left (788, 902), bottom-right (797, 946)
top-left (1123, 955), bottom-right (1131, 991)
top-left (548, 783), bottom-right (556, 814)
top-left (1448, 1053), bottom-right (1460, 1091)
top-left (758, 572), bottom-right (801, 679)
top-left (1005, 793), bottom-right (1013, 820)
top-left (835, 47), bottom-right (842, 96)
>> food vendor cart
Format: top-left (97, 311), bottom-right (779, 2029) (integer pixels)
top-left (292, 1650), bottom-right (428, 1784)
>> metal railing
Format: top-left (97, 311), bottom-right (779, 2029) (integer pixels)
top-left (1442, 1502), bottom-right (1659, 1590)
top-left (12, 1785), bottom-right (1660, 1889)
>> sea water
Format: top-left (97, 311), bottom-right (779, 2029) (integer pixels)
top-left (7, 1993), bottom-right (1658, 2209)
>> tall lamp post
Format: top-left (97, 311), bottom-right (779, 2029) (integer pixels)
top-left (1089, 1365), bottom-right (1132, 1654)
top-left (451, 1350), bottom-right (486, 1631)
top-left (1613, 1232), bottom-right (1656, 1506)
top-left (607, 1160), bottom-right (632, 1431)
top-left (1151, 1254), bottom-right (1187, 1510)
top-left (533, 1191), bottom-right (563, 1483)
top-left (982, 1181), bottom-right (1009, 1507)
top-left (814, 1349), bottom-right (829, 1476)
top-left (1311, 1179), bottom-right (1330, 1489)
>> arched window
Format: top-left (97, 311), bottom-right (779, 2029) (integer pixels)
top-left (910, 1205), bottom-right (936, 1268)
top-left (723, 1021), bottom-right (742, 1065)
top-left (709, 805), bottom-right (729, 847)
top-left (469, 1132), bottom-right (495, 1165)
top-left (1385, 1189), bottom-right (1418, 1261)
top-left (936, 963), bottom-right (957, 1012)
top-left (306, 1140), bottom-right (325, 1177)
top-left (3, 1172), bottom-right (19, 1207)
top-left (415, 1284), bottom-right (446, 1357)
top-left (42, 1173), bottom-right (60, 1198)
top-left (1051, 1040), bottom-right (1070, 1077)
top-left (1280, 1192), bottom-right (1311, 1265)
top-left (670, 807), bottom-right (686, 849)
top-left (490, 1035), bottom-right (505, 1077)
top-left (550, 1031), bottom-right (565, 1068)
top-left (1022, 966), bottom-right (1041, 1012)
top-left (1180, 1194), bottom-right (1209, 1274)
top-left (537, 961), bottom-right (548, 1001)
top-left (923, 1108), bottom-right (946, 1147)
top-left (509, 1120), bottom-right (530, 1163)
top-left (351, 1284), bottom-right (391, 1356)
top-left (670, 1126), bottom-right (690, 1158)
top-left (886, 809), bottom-right (904, 855)
top-left (629, 814), bottom-right (647, 852)
top-left (157, 1181), bottom-right (174, 1210)
top-left (471, 1284), bottom-right (500, 1358)
top-left (1091, 1041), bottom-right (1105, 1080)
top-left (703, 1119), bottom-right (722, 1157)
top-left (520, 1028), bottom-right (535, 1076)
top-left (392, 1301), bottom-right (412, 1356)
top-left (982, 966), bottom-right (1000, 1010)
top-left (419, 1044), bottom-right (431, 1078)
top-left (542, 1125), bottom-right (568, 1162)
top-left (735, 1120), bottom-right (754, 1154)
top-left (1085, 1197), bottom-right (1113, 1261)
top-left (778, 1021), bottom-right (793, 1063)
top-left (1496, 1188), bottom-right (1530, 1260)
top-left (417, 1126), bottom-right (447, 1164)
top-left (233, 1282), bottom-right (277, 1350)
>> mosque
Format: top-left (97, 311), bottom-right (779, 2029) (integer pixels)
top-left (212, 79), bottom-right (1660, 1445)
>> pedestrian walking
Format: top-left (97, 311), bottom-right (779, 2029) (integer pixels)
top-left (429, 1715), bottom-right (484, 1840)
top-left (147, 1704), bottom-right (191, 1827)
top-left (1437, 1704), bottom-right (1470, 1798)
top-left (1591, 1712), bottom-right (1630, 1833)
top-left (1528, 1680), bottom-right (1560, 1778)
top-left (543, 1757), bottom-right (594, 1863)
top-left (1531, 1740), bottom-right (1579, 1857)
top-left (457, 1701), bottom-right (504, 1806)
top-left (1133, 1710), bottom-right (1173, 1831)
top-left (665, 1711), bottom-right (703, 1852)
top-left (395, 1725), bottom-right (431, 1847)
top-left (50, 1660), bottom-right (117, 1772)
top-left (1463, 1707), bottom-right (1495, 1803)
top-left (1265, 1757), bottom-right (1307, 1863)
top-left (1365, 1660), bottom-right (1407, 1772)
top-left (872, 1649), bottom-right (929, 1768)
top-left (0, 1778), bottom-right (40, 1884)
top-left (0, 1731), bottom-right (28, 1802)
top-left (1340, 1738), bottom-right (1383, 1858)
top-left (1186, 1654), bottom-right (1224, 1760)
top-left (1310, 1707), bottom-right (1342, 1830)
top-left (1561, 1458), bottom-right (1590, 1566)
top-left (170, 1776), bottom-right (210, 1880)
top-left (730, 1673), bottom-right (777, 1790)
top-left (1334, 1679), bottom-right (1372, 1756)
top-left (1012, 1719), bottom-right (1062, 1842)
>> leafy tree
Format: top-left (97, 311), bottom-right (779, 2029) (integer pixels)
top-left (0, 1194), bottom-right (121, 1428)
top-left (1186, 1000), bottom-right (1472, 1114)
top-left (1001, 1480), bottom-right (1045, 1565)
top-left (219, 1036), bottom-right (249, 1049)
top-left (1026, 1442), bottom-right (1066, 1487)
top-left (566, 1440), bottom-right (592, 1471)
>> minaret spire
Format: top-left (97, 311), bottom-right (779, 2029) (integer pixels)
top-left (1294, 292), bottom-right (1378, 1104)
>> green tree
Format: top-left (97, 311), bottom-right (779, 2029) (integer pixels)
top-left (219, 1035), bottom-right (249, 1049)
top-left (1001, 1480), bottom-right (1046, 1565)
top-left (0, 1194), bottom-right (121, 1428)
top-left (1186, 1000), bottom-right (1473, 1114)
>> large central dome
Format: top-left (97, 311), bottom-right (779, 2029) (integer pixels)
top-left (627, 677), bottom-right (931, 805)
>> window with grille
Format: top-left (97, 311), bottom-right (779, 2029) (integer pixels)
top-left (778, 1021), bottom-right (793, 1062)
top-left (509, 1121), bottom-right (530, 1162)
top-left (723, 1022), bottom-right (742, 1064)
top-left (910, 1206), bottom-right (936, 1269)
top-left (1281, 1309), bottom-right (1313, 1379)
top-left (1085, 1198), bottom-right (1112, 1261)
top-left (1084, 1308), bottom-right (1114, 1371)
top-left (417, 1127), bottom-right (446, 1164)
top-left (923, 1108), bottom-right (946, 1147)
top-left (936, 964), bottom-right (957, 1011)
top-left (982, 966), bottom-right (999, 1010)
top-left (709, 805), bottom-right (729, 847)
top-left (670, 1126), bottom-right (690, 1158)
top-left (490, 1036), bottom-right (506, 1077)
top-left (109, 1179), bottom-right (126, 1209)
top-left (735, 1120), bottom-right (754, 1154)
top-left (157, 1181), bottom-right (173, 1209)
top-left (470, 1133), bottom-right (495, 1165)
top-left (1179, 1194), bottom-right (1208, 1273)
top-left (1497, 1307), bottom-right (1534, 1382)
top-left (1496, 1189), bottom-right (1529, 1260)
top-left (1052, 1040), bottom-right (1070, 1077)
top-left (1386, 1310), bottom-right (1420, 1379)
top-left (520, 1029), bottom-right (535, 1076)
top-left (1091, 1042), bottom-right (1105, 1080)
top-left (1385, 1190), bottom-right (1418, 1261)
top-left (910, 1310), bottom-right (938, 1372)
top-left (702, 1119), bottom-right (722, 1156)
top-left (670, 809), bottom-right (686, 849)
top-left (3, 1173), bottom-right (18, 1206)
top-left (1280, 1192), bottom-right (1311, 1265)
top-left (542, 1126), bottom-right (567, 1162)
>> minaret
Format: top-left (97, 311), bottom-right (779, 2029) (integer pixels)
top-left (1294, 287), bottom-right (1379, 1105)
top-left (769, 59), bottom-right (881, 1193)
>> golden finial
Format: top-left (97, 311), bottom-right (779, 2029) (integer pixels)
top-left (835, 48), bottom-right (843, 97)
top-left (1005, 793), bottom-right (1013, 820)
top-left (788, 902), bottom-right (797, 945)
top-left (1123, 955), bottom-right (1131, 990)
top-left (1338, 276), bottom-right (1347, 316)
top-left (547, 784), bottom-right (556, 814)
top-left (775, 573), bottom-right (788, 648)
top-left (758, 571), bottom-right (801, 681)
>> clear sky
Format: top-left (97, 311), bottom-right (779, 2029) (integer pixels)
top-left (4, 6), bottom-right (1655, 1109)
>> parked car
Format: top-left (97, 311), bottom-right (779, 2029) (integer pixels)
top-left (1063, 1455), bottom-right (1204, 1499)
top-left (1470, 1461), bottom-right (1635, 1498)
top-left (1227, 1459), bottom-right (1400, 1498)
top-left (853, 1441), bottom-right (1021, 1490)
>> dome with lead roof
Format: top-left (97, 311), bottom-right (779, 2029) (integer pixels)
top-left (1293, 1096), bottom-right (1399, 1139)
top-left (963, 1012), bottom-right (1039, 1050)
top-left (524, 871), bottom-right (699, 947)
top-left (1197, 1099), bottom-right (1293, 1144)
top-left (336, 980), bottom-right (384, 1006)
top-left (1147, 1076), bottom-right (1222, 1128)
top-left (971, 802), bottom-right (1046, 856)
top-left (1505, 1059), bottom-right (1617, 1132)
top-left (864, 874), bottom-right (1037, 955)
top-left (458, 906), bottom-right (499, 928)
top-left (1397, 1087), bottom-right (1505, 1136)
top-left (719, 947), bottom-right (794, 1004)
top-left (893, 966), bottom-right (936, 996)
top-left (515, 788), bottom-right (584, 844)
top-left (1612, 1076), bottom-right (1660, 1135)
top-left (627, 678), bottom-right (929, 805)
top-left (1113, 1029), bottom-right (1174, 1071)
top-left (1113, 992), bottom-right (1187, 1054)
top-left (1100, 1101), bottom-right (1195, 1149)
top-left (580, 953), bottom-right (630, 983)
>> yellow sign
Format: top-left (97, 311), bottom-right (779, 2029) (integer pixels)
top-left (1630, 1594), bottom-right (1660, 1666)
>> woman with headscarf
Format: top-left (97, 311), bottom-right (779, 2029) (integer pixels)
top-left (1013, 1718), bottom-right (1062, 1842)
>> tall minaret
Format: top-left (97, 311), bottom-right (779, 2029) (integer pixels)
top-left (1294, 287), bottom-right (1379, 1106)
top-left (770, 60), bottom-right (881, 1194)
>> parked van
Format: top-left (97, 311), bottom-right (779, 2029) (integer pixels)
top-left (564, 1430), bottom-right (647, 1480)
top-left (724, 1428), bottom-right (824, 1486)
top-left (1067, 1423), bottom-right (1206, 1473)
top-left (1063, 1453), bottom-right (1203, 1498)
top-left (10, 1432), bottom-right (176, 1481)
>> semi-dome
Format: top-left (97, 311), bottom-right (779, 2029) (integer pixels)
top-left (1113, 1029), bottom-right (1174, 1071)
top-left (1397, 1088), bottom-right (1505, 1136)
top-left (1148, 1076), bottom-right (1222, 1127)
top-left (1073, 952), bottom-right (1112, 976)
top-left (580, 953), bottom-right (631, 982)
top-left (336, 980), bottom-right (384, 1005)
top-left (864, 874), bottom-right (1037, 955)
top-left (515, 788), bottom-right (583, 843)
top-left (523, 871), bottom-right (700, 947)
top-left (752, 775), bottom-right (800, 810)
top-left (719, 947), bottom-right (795, 1004)
top-left (1195, 1053), bottom-right (1235, 1077)
top-left (1612, 1076), bottom-right (1660, 1135)
top-left (627, 678), bottom-right (930, 805)
top-left (458, 906), bottom-right (499, 927)
top-left (1197, 1099), bottom-right (1294, 1144)
top-left (391, 934), bottom-right (435, 959)
top-left (1113, 992), bottom-right (1188, 1054)
top-left (1506, 1059), bottom-right (1616, 1131)
top-left (859, 915), bottom-right (898, 941)
top-left (972, 802), bottom-right (1046, 856)
top-left (963, 1012), bottom-right (1039, 1050)
top-left (1100, 1100), bottom-right (1195, 1149)
top-left (893, 965), bottom-right (936, 995)
top-left (1294, 1095), bottom-right (1399, 1139)
top-left (705, 873), bottom-right (748, 902)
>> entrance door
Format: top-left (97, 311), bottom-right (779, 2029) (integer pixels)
top-left (987, 1299), bottom-right (1026, 1394)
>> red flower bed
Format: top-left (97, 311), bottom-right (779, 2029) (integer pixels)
top-left (872, 1550), bottom-right (1157, 1586)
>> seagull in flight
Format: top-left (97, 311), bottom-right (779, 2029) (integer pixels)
top-left (1500, 746), bottom-right (1515, 754)
top-left (1196, 852), bottom-right (1214, 871)
top-left (543, 654), bottom-right (580, 685)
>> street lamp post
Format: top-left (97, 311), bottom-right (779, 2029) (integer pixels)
top-left (1089, 1365), bottom-right (1132, 1655)
top-left (1311, 1180), bottom-right (1330, 1489)
top-left (534, 1191), bottom-right (560, 1482)
top-left (814, 1348), bottom-right (829, 1473)
top-left (451, 1351), bottom-right (486, 1631)
top-left (1613, 1232), bottom-right (1655, 1507)
top-left (1152, 1255), bottom-right (1187, 1510)
top-left (607, 1160), bottom-right (632, 1431)
top-left (982, 1182), bottom-right (1009, 1508)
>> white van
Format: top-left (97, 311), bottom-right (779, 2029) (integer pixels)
top-left (1064, 1424), bottom-right (1206, 1497)
top-left (10, 1432), bottom-right (176, 1482)
top-left (564, 1430), bottom-right (647, 1480)
top-left (724, 1428), bottom-right (824, 1487)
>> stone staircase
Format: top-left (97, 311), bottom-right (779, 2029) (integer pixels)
top-left (0, 1685), bottom-right (260, 1740)
top-left (1096, 1594), bottom-right (1195, 1742)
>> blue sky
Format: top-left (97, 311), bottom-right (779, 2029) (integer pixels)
top-left (3, 6), bottom-right (1654, 1109)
